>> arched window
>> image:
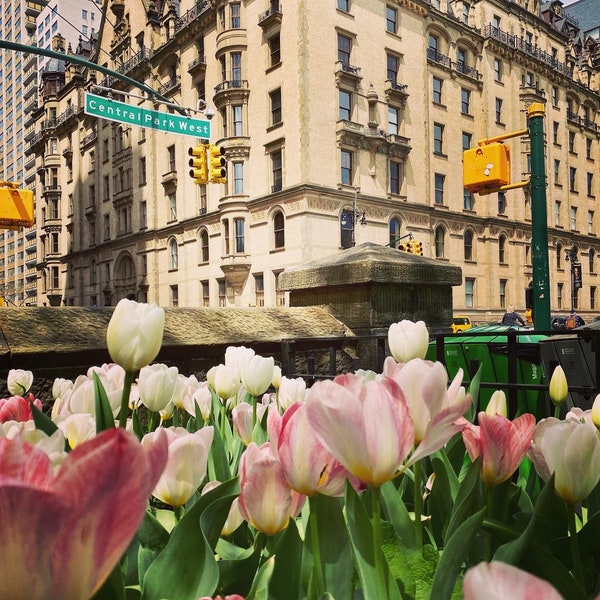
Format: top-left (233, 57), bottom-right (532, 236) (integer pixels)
top-left (389, 218), bottom-right (401, 249)
top-left (590, 248), bottom-right (595, 274)
top-left (200, 229), bottom-right (209, 262)
top-left (556, 243), bottom-right (563, 269)
top-left (464, 229), bottom-right (473, 261)
top-left (117, 255), bottom-right (135, 280)
top-left (434, 226), bottom-right (445, 258)
top-left (273, 211), bottom-right (285, 249)
top-left (498, 234), bottom-right (506, 263)
top-left (170, 239), bottom-right (179, 270)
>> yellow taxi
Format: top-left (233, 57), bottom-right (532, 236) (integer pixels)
top-left (451, 316), bottom-right (472, 334)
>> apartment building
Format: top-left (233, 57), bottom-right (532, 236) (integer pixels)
top-left (25, 0), bottom-right (600, 322)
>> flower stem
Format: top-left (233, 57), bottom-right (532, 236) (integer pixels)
top-left (413, 460), bottom-right (423, 549)
top-left (309, 496), bottom-right (325, 596)
top-left (118, 370), bottom-right (135, 428)
top-left (567, 502), bottom-right (584, 585)
top-left (371, 485), bottom-right (384, 584)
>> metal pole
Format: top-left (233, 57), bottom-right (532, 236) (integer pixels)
top-left (528, 102), bottom-right (551, 331)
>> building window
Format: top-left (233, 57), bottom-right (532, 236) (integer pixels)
top-left (434, 225), bottom-right (445, 258)
top-left (104, 214), bottom-right (110, 240)
top-left (569, 167), bottom-right (577, 193)
top-left (464, 229), bottom-right (473, 261)
top-left (569, 130), bottom-right (576, 154)
top-left (556, 243), bottom-right (563, 269)
top-left (432, 77), bottom-right (443, 104)
top-left (498, 191), bottom-right (506, 214)
top-left (433, 122), bottom-right (444, 154)
top-left (230, 2), bottom-right (241, 28)
top-left (495, 98), bottom-right (503, 124)
top-left (339, 90), bottom-right (352, 121)
top-left (218, 279), bottom-right (227, 307)
top-left (170, 285), bottom-right (179, 307)
top-left (140, 201), bottom-right (147, 229)
top-left (465, 278), bottom-right (475, 308)
top-left (269, 34), bottom-right (281, 66)
top-left (167, 145), bottom-right (176, 172)
top-left (434, 173), bottom-right (445, 204)
top-left (169, 194), bottom-right (177, 220)
top-left (386, 54), bottom-right (399, 84)
top-left (428, 34), bottom-right (439, 52)
top-left (200, 229), bottom-right (209, 262)
top-left (273, 211), bottom-right (285, 249)
top-left (456, 47), bottom-right (467, 70)
top-left (500, 279), bottom-right (507, 309)
top-left (389, 217), bottom-right (401, 249)
top-left (591, 286), bottom-right (596, 311)
top-left (337, 33), bottom-right (351, 66)
top-left (570, 206), bottom-right (577, 231)
top-left (461, 1), bottom-right (469, 23)
top-left (551, 86), bottom-right (559, 106)
top-left (554, 201), bottom-right (561, 226)
top-left (234, 218), bottom-right (245, 253)
top-left (233, 104), bottom-right (243, 136)
top-left (462, 131), bottom-right (472, 151)
top-left (341, 150), bottom-right (353, 186)
top-left (270, 88), bottom-right (282, 126)
top-left (201, 281), bottom-right (210, 307)
top-left (271, 150), bottom-right (283, 192)
top-left (386, 6), bottom-right (398, 33)
top-left (586, 138), bottom-right (593, 160)
top-left (463, 189), bottom-right (474, 211)
top-left (388, 106), bottom-right (399, 135)
top-left (499, 234), bottom-right (506, 263)
top-left (553, 121), bottom-right (560, 145)
top-left (231, 52), bottom-right (242, 83)
top-left (233, 162), bottom-right (244, 194)
top-left (254, 274), bottom-right (265, 306)
top-left (557, 282), bottom-right (563, 310)
top-left (554, 159), bottom-right (561, 185)
top-left (169, 239), bottom-right (178, 270)
top-left (461, 88), bottom-right (470, 114)
top-left (337, 0), bottom-right (350, 11)
top-left (589, 211), bottom-right (594, 235)
top-left (390, 161), bottom-right (402, 195)
top-left (493, 58), bottom-right (502, 82)
top-left (590, 248), bottom-right (596, 274)
top-left (587, 173), bottom-right (594, 197)
top-left (275, 271), bottom-right (286, 306)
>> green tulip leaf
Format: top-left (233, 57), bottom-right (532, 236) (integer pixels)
top-left (381, 479), bottom-right (416, 549)
top-left (429, 507), bottom-right (486, 600)
top-left (344, 483), bottom-right (402, 600)
top-left (141, 478), bottom-right (239, 600)
top-left (91, 562), bottom-right (126, 600)
top-left (444, 458), bottom-right (482, 543)
top-left (30, 402), bottom-right (59, 436)
top-left (304, 494), bottom-right (353, 600)
top-left (246, 556), bottom-right (276, 600)
top-left (466, 364), bottom-right (482, 421)
top-left (268, 519), bottom-right (304, 600)
top-left (429, 456), bottom-right (454, 543)
top-left (216, 543), bottom-right (260, 598)
top-left (93, 372), bottom-right (116, 433)
top-left (206, 403), bottom-right (232, 482)
top-left (135, 511), bottom-right (171, 585)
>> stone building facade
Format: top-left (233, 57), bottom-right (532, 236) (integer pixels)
top-left (24, 0), bottom-right (600, 323)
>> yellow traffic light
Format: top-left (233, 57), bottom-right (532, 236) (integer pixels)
top-left (463, 142), bottom-right (510, 193)
top-left (208, 144), bottom-right (227, 184)
top-left (188, 144), bottom-right (208, 185)
top-left (0, 181), bottom-right (34, 228)
top-left (398, 242), bottom-right (408, 252)
top-left (408, 240), bottom-right (423, 255)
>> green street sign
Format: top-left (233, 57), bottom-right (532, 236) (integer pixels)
top-left (84, 92), bottom-right (210, 139)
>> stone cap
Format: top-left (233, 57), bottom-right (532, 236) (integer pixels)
top-left (279, 242), bottom-right (462, 290)
top-left (0, 306), bottom-right (352, 359)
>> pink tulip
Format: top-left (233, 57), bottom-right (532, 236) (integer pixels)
top-left (0, 427), bottom-right (168, 600)
top-left (238, 442), bottom-right (305, 535)
top-left (382, 357), bottom-right (471, 463)
top-left (305, 373), bottom-right (415, 487)
top-left (462, 412), bottom-right (536, 486)
top-left (197, 595), bottom-right (245, 600)
top-left (268, 403), bottom-right (361, 496)
top-left (464, 561), bottom-right (563, 600)
top-left (529, 417), bottom-right (600, 504)
top-left (0, 393), bottom-right (43, 423)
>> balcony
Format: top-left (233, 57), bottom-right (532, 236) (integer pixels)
top-left (174, 0), bottom-right (212, 36)
top-left (384, 80), bottom-right (409, 107)
top-left (80, 129), bottom-right (98, 149)
top-left (214, 80), bottom-right (250, 107)
top-left (161, 75), bottom-right (181, 94)
top-left (567, 110), bottom-right (581, 126)
top-left (188, 54), bottom-right (207, 75)
top-left (427, 47), bottom-right (452, 70)
top-left (220, 255), bottom-right (251, 290)
top-left (258, 3), bottom-right (282, 28)
top-left (335, 61), bottom-right (362, 88)
top-left (583, 118), bottom-right (598, 133)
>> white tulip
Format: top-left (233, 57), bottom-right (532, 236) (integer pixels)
top-left (138, 363), bottom-right (179, 412)
top-left (241, 355), bottom-right (275, 397)
top-left (7, 369), bottom-right (34, 396)
top-left (387, 320), bottom-right (429, 364)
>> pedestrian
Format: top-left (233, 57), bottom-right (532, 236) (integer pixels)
top-left (565, 310), bottom-right (585, 329)
top-left (501, 305), bottom-right (525, 326)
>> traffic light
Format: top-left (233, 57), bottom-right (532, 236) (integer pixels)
top-left (0, 181), bottom-right (34, 228)
top-left (188, 144), bottom-right (208, 185)
top-left (407, 240), bottom-right (423, 255)
top-left (397, 242), bottom-right (409, 252)
top-left (208, 144), bottom-right (227, 183)
top-left (463, 142), bottom-right (510, 193)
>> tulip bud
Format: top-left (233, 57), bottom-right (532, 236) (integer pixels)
top-left (548, 365), bottom-right (568, 406)
top-left (212, 364), bottom-right (241, 401)
top-left (486, 390), bottom-right (507, 417)
top-left (138, 364), bottom-right (179, 413)
top-left (592, 394), bottom-right (600, 430)
top-left (7, 369), bottom-right (34, 396)
top-left (106, 298), bottom-right (165, 372)
top-left (271, 365), bottom-right (282, 389)
top-left (241, 355), bottom-right (275, 397)
top-left (387, 320), bottom-right (429, 364)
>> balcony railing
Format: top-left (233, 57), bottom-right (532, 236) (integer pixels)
top-left (484, 24), bottom-right (572, 77)
top-left (214, 79), bottom-right (249, 93)
top-left (258, 3), bottom-right (282, 26)
top-left (175, 0), bottom-right (211, 34)
top-left (427, 47), bottom-right (452, 69)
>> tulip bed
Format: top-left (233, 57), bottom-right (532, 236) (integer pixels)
top-left (1, 300), bottom-right (600, 600)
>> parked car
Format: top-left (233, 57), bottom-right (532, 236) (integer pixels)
top-left (451, 316), bottom-right (472, 333)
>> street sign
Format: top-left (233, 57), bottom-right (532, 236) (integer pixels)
top-left (84, 92), bottom-right (210, 139)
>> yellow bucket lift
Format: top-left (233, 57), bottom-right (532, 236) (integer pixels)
top-left (0, 181), bottom-right (34, 229)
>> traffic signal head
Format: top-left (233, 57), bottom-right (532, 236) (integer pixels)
top-left (188, 144), bottom-right (208, 185)
top-left (408, 240), bottom-right (423, 255)
top-left (463, 142), bottom-right (510, 193)
top-left (0, 182), bottom-right (34, 228)
top-left (208, 144), bottom-right (227, 183)
top-left (398, 242), bottom-right (408, 252)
